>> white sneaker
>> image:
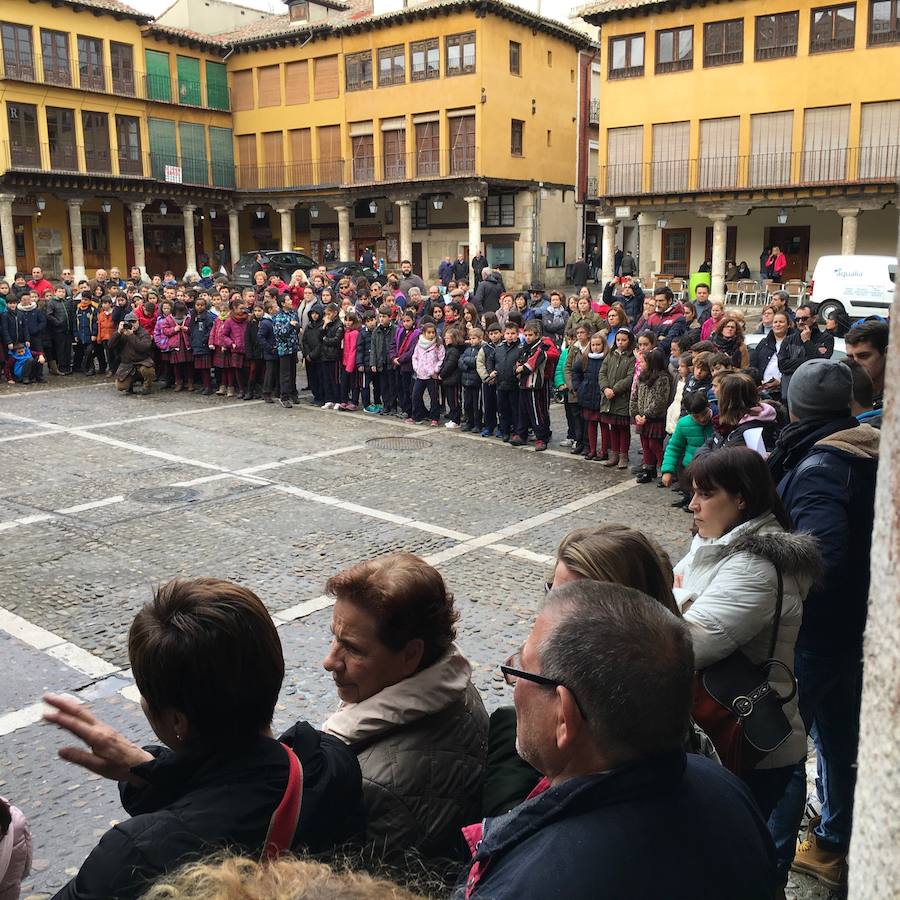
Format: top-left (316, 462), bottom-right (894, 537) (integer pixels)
top-left (322, 402), bottom-right (334, 409)
top-left (445, 421), bottom-right (460, 429)
top-left (558, 438), bottom-right (573, 447)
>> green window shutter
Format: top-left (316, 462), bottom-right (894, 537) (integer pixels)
top-left (209, 126), bottom-right (235, 187)
top-left (148, 117), bottom-right (177, 180)
top-left (177, 55), bottom-right (201, 106)
top-left (205, 61), bottom-right (228, 110)
top-left (179, 122), bottom-right (207, 184)
top-left (145, 50), bottom-right (171, 102)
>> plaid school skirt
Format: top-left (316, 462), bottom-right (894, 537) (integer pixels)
top-left (213, 348), bottom-right (244, 368)
top-left (635, 416), bottom-right (666, 438)
top-left (167, 348), bottom-right (193, 364)
top-left (193, 353), bottom-right (212, 370)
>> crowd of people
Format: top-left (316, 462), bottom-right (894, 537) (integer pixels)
top-left (0, 256), bottom-right (891, 899)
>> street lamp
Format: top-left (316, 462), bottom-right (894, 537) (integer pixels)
top-left (777, 208), bottom-right (788, 225)
top-left (101, 199), bottom-right (112, 214)
top-left (35, 196), bottom-right (46, 211)
top-left (309, 204), bottom-right (319, 218)
top-left (209, 208), bottom-right (216, 219)
top-left (657, 216), bottom-right (668, 229)
top-left (159, 201), bottom-right (168, 215)
top-left (432, 196), bottom-right (444, 210)
top-left (256, 207), bottom-right (266, 219)
top-left (368, 200), bottom-right (378, 214)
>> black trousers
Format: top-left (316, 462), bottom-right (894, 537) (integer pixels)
top-left (398, 370), bottom-right (413, 416)
top-left (444, 383), bottom-right (462, 423)
top-left (51, 331), bottom-right (73, 372)
top-left (497, 388), bottom-right (520, 437)
top-left (481, 383), bottom-right (497, 430)
top-left (279, 354), bottom-right (298, 398)
top-left (412, 377), bottom-right (438, 420)
top-left (463, 384), bottom-right (481, 429)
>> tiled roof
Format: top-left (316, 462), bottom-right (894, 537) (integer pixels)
top-left (217, 0), bottom-right (594, 48)
top-left (55, 0), bottom-right (151, 22)
top-left (577, 0), bottom-right (672, 23)
top-left (145, 22), bottom-right (233, 49)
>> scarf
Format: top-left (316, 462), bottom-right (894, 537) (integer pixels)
top-left (78, 299), bottom-right (93, 310)
top-left (713, 333), bottom-right (739, 356)
top-left (231, 310), bottom-right (248, 323)
top-left (19, 300), bottom-right (36, 311)
top-left (767, 416), bottom-right (858, 485)
top-left (322, 644), bottom-right (472, 744)
top-left (417, 335), bottom-right (435, 351)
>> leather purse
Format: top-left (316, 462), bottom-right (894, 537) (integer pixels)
top-left (692, 566), bottom-right (798, 774)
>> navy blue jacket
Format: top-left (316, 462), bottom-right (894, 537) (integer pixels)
top-left (777, 423), bottom-right (878, 653)
top-left (464, 752), bottom-right (775, 900)
top-left (493, 340), bottom-right (522, 391)
top-left (188, 310), bottom-right (217, 356)
top-left (18, 304), bottom-right (47, 346)
top-left (458, 345), bottom-right (480, 388)
top-left (571, 352), bottom-right (604, 411)
top-left (256, 316), bottom-right (276, 361)
top-left (2, 308), bottom-right (29, 346)
top-left (355, 326), bottom-right (373, 370)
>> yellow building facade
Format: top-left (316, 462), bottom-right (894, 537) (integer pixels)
top-left (582, 0), bottom-right (899, 296)
top-left (0, 0), bottom-right (592, 286)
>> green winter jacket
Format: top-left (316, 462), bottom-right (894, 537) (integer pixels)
top-left (554, 345), bottom-right (569, 390)
top-left (661, 413), bottom-right (714, 474)
top-left (598, 348), bottom-right (635, 417)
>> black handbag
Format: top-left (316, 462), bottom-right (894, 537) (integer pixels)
top-left (692, 566), bottom-right (798, 773)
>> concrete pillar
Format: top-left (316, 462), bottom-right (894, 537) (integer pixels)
top-left (395, 200), bottom-right (412, 264)
top-left (277, 206), bottom-right (294, 252)
top-left (599, 216), bottom-right (616, 286)
top-left (849, 217), bottom-right (899, 898)
top-left (228, 208), bottom-right (241, 272)
top-left (182, 204), bottom-right (198, 278)
top-left (637, 212), bottom-right (656, 285)
top-left (67, 199), bottom-right (87, 282)
top-left (128, 202), bottom-right (145, 279)
top-left (0, 193), bottom-right (17, 282)
top-left (514, 190), bottom-right (536, 284)
top-left (464, 195), bottom-right (482, 261)
top-left (709, 213), bottom-right (729, 302)
top-left (334, 205), bottom-right (351, 262)
top-left (838, 208), bottom-right (860, 256)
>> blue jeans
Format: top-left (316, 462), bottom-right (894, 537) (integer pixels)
top-left (769, 648), bottom-right (863, 881)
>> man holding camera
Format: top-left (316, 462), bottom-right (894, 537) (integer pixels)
top-left (108, 312), bottom-right (155, 395)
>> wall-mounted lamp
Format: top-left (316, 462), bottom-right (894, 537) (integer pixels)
top-left (657, 216), bottom-right (668, 229)
top-left (256, 207), bottom-right (266, 219)
top-left (369, 200), bottom-right (378, 214)
top-left (432, 196), bottom-right (444, 210)
top-left (36, 196), bottom-right (46, 211)
top-left (101, 199), bottom-right (112, 214)
top-left (777, 208), bottom-right (788, 225)
top-left (309, 204), bottom-right (319, 218)
top-left (159, 201), bottom-right (168, 216)
top-left (209, 208), bottom-right (216, 219)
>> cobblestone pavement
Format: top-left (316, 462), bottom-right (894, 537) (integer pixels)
top-left (0, 375), bottom-right (828, 899)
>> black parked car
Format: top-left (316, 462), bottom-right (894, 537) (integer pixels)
top-left (232, 250), bottom-right (319, 287)
top-left (326, 262), bottom-right (388, 286)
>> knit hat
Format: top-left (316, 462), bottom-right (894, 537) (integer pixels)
top-left (787, 358), bottom-right (852, 420)
top-left (201, 266), bottom-right (212, 277)
top-left (123, 312), bottom-right (138, 324)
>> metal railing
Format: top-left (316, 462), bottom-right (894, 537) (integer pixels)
top-left (597, 146), bottom-right (900, 197)
top-left (0, 56), bottom-right (230, 110)
top-left (585, 175), bottom-right (599, 197)
top-left (588, 99), bottom-right (600, 125)
top-left (3, 141), bottom-right (151, 179)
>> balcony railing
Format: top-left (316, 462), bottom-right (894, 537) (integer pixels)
top-left (597, 146), bottom-right (900, 197)
top-left (0, 56), bottom-right (230, 110)
top-left (235, 148), bottom-right (480, 191)
top-left (586, 175), bottom-right (599, 196)
top-left (3, 141), bottom-right (152, 179)
top-left (588, 98), bottom-right (600, 125)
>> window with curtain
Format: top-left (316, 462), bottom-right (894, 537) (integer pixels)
top-left (859, 100), bottom-right (900, 178)
top-left (749, 110), bottom-right (793, 186)
top-left (41, 29), bottom-right (70, 86)
top-left (352, 131), bottom-right (374, 182)
top-left (606, 125), bottom-right (643, 194)
top-left (77, 36), bottom-right (104, 91)
top-left (651, 121), bottom-right (690, 191)
top-left (82, 111), bottom-right (111, 172)
top-left (699, 116), bottom-right (739, 189)
top-left (383, 127), bottom-right (406, 179)
top-left (608, 33), bottom-right (644, 79)
top-left (449, 113), bottom-right (475, 173)
top-left (656, 26), bottom-right (693, 73)
top-left (801, 105), bottom-right (850, 182)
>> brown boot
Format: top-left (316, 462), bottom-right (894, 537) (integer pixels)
top-left (216, 385), bottom-right (226, 396)
top-left (49, 359), bottom-right (61, 376)
top-left (791, 819), bottom-right (847, 890)
top-left (173, 380), bottom-right (183, 392)
top-left (616, 455), bottom-right (629, 470)
top-left (601, 451), bottom-right (619, 467)
top-left (226, 386), bottom-right (235, 398)
top-left (186, 380), bottom-right (195, 392)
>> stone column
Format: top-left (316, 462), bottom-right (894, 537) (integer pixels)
top-left (334, 205), bottom-right (351, 262)
top-left (709, 213), bottom-right (729, 302)
top-left (277, 206), bottom-right (294, 252)
top-left (637, 212), bottom-right (656, 285)
top-left (0, 193), bottom-right (17, 282)
top-left (182, 204), bottom-right (198, 278)
top-left (228, 208), bottom-right (241, 272)
top-left (838, 208), bottom-right (860, 256)
top-left (599, 216), bottom-right (616, 286)
top-left (395, 200), bottom-right (412, 264)
top-left (128, 202), bottom-right (146, 279)
top-left (464, 195), bottom-right (482, 262)
top-left (67, 199), bottom-right (87, 282)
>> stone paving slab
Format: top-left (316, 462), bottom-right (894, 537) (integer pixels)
top-left (0, 634), bottom-right (91, 715)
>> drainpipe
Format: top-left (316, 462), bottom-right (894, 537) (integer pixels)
top-left (532, 184), bottom-right (541, 284)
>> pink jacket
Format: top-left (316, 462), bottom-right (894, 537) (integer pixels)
top-left (220, 315), bottom-right (248, 353)
top-left (412, 336), bottom-right (445, 379)
top-left (0, 800), bottom-right (32, 900)
top-left (700, 315), bottom-right (722, 341)
top-left (342, 328), bottom-right (360, 373)
top-left (160, 315), bottom-right (190, 352)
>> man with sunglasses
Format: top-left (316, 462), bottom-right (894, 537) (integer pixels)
top-left (461, 581), bottom-right (775, 899)
top-left (777, 304), bottom-right (834, 407)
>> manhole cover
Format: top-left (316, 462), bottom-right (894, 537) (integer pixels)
top-left (132, 487), bottom-right (201, 504)
top-left (365, 436), bottom-right (432, 451)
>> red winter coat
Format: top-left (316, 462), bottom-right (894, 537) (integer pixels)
top-left (135, 304), bottom-right (158, 336)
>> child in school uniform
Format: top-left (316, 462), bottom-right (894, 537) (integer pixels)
top-left (391, 309), bottom-right (420, 419)
top-left (258, 298), bottom-right (278, 404)
top-left (458, 326), bottom-right (483, 433)
top-left (409, 320), bottom-right (445, 426)
top-left (189, 296), bottom-right (217, 395)
top-left (320, 303), bottom-right (345, 409)
top-left (631, 347), bottom-right (673, 483)
top-left (598, 328), bottom-right (636, 470)
top-left (73, 293), bottom-right (98, 376)
top-left (244, 304), bottom-right (266, 400)
top-left (339, 311), bottom-right (362, 411)
top-left (439, 327), bottom-right (465, 429)
top-left (512, 321), bottom-right (550, 451)
top-left (475, 322), bottom-right (502, 437)
top-left (493, 322), bottom-right (523, 442)
top-left (570, 332), bottom-right (606, 461)
top-left (218, 298), bottom-right (250, 398)
top-left (368, 305), bottom-right (397, 415)
top-left (301, 303), bottom-right (324, 405)
top-left (161, 300), bottom-right (193, 391)
top-left (356, 310), bottom-right (375, 411)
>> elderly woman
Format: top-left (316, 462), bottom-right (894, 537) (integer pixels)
top-left (322, 553), bottom-right (488, 860)
top-left (44, 578), bottom-right (364, 900)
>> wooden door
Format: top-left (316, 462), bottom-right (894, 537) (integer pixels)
top-left (766, 226), bottom-right (810, 281)
top-left (661, 228), bottom-right (692, 277)
top-left (412, 242), bottom-right (423, 275)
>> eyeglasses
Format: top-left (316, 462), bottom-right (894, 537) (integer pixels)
top-left (500, 648), bottom-right (588, 720)
top-left (795, 315), bottom-right (809, 322)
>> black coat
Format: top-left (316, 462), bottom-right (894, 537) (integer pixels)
top-left (451, 259), bottom-right (469, 281)
top-left (438, 343), bottom-right (462, 386)
top-left (751, 330), bottom-right (782, 376)
top-left (188, 310), bottom-right (217, 356)
top-left (473, 273), bottom-right (503, 314)
top-left (53, 724), bottom-right (365, 900)
top-left (302, 317), bottom-right (324, 362)
top-left (1, 309), bottom-right (29, 346)
top-left (466, 751), bottom-right (775, 900)
top-left (470, 254), bottom-right (488, 285)
top-left (320, 319), bottom-right (344, 362)
top-left (458, 344), bottom-right (480, 388)
top-left (777, 328), bottom-right (834, 400)
top-left (570, 260), bottom-right (590, 287)
top-left (493, 340), bottom-right (521, 390)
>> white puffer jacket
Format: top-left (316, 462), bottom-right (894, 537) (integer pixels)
top-left (674, 512), bottom-right (820, 770)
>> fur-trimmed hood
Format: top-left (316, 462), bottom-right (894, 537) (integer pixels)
top-left (722, 528), bottom-right (822, 586)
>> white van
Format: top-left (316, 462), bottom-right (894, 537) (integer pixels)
top-left (809, 255), bottom-right (896, 322)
